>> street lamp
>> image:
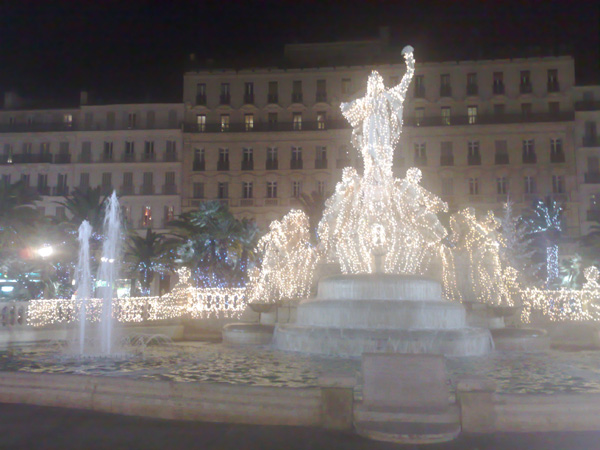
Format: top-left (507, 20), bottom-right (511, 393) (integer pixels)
top-left (37, 245), bottom-right (54, 259)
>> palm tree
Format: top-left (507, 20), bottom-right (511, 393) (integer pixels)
top-left (168, 201), bottom-right (259, 287)
top-left (124, 229), bottom-right (177, 295)
top-left (0, 180), bottom-right (41, 250)
top-left (298, 191), bottom-right (328, 244)
top-left (58, 186), bottom-right (107, 232)
top-left (525, 197), bottom-right (564, 286)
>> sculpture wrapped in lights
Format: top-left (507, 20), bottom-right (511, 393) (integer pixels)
top-left (319, 46), bottom-right (448, 275)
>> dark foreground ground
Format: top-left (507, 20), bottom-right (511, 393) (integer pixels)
top-left (1, 403), bottom-right (599, 450)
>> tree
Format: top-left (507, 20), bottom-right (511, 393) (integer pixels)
top-left (58, 187), bottom-right (107, 233)
top-left (298, 191), bottom-right (327, 244)
top-left (0, 180), bottom-right (41, 250)
top-left (168, 201), bottom-right (259, 287)
top-left (124, 229), bottom-right (176, 295)
top-left (525, 198), bottom-right (564, 286)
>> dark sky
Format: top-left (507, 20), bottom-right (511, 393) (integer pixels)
top-left (0, 0), bottom-right (598, 104)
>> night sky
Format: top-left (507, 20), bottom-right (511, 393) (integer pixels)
top-left (0, 0), bottom-right (598, 105)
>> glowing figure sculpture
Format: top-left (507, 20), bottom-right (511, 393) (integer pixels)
top-left (319, 46), bottom-right (448, 274)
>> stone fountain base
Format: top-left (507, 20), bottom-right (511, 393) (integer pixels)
top-left (273, 274), bottom-right (492, 357)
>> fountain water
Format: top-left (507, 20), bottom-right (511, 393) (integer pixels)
top-left (76, 220), bottom-right (92, 355)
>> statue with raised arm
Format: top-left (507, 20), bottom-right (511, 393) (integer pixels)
top-left (341, 45), bottom-right (415, 182)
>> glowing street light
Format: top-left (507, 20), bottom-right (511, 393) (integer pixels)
top-left (37, 245), bottom-right (54, 258)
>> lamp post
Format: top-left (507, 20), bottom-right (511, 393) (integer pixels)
top-left (36, 245), bottom-right (54, 298)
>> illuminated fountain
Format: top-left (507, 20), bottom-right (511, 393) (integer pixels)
top-left (272, 46), bottom-right (493, 357)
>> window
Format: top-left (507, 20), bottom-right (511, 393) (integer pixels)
top-left (106, 112), bottom-right (116, 129)
top-left (549, 102), bottom-right (560, 114)
top-left (220, 83), bottom-right (230, 104)
top-left (142, 206), bottom-right (152, 228)
top-left (493, 104), bottom-right (505, 115)
top-left (341, 78), bottom-right (352, 95)
top-left (521, 103), bottom-right (532, 116)
top-left (217, 182), bottom-right (228, 199)
top-left (242, 182), bottom-right (253, 199)
top-left (440, 141), bottom-right (453, 166)
top-left (168, 110), bottom-right (177, 128)
top-left (415, 107), bottom-right (424, 126)
top-left (440, 74), bottom-right (451, 97)
top-left (441, 107), bottom-right (451, 125)
top-left (467, 106), bottom-right (478, 124)
top-left (497, 177), bottom-right (509, 195)
top-left (220, 114), bottom-right (230, 132)
top-left (414, 143), bottom-right (426, 165)
top-left (22, 142), bottom-right (32, 154)
top-left (79, 173), bottom-right (90, 190)
top-left (466, 73), bottom-right (478, 95)
top-left (317, 112), bottom-right (326, 130)
top-left (315, 146), bottom-right (327, 168)
top-left (123, 172), bottom-right (133, 186)
top-left (146, 111), bottom-right (155, 129)
top-left (268, 81), bottom-right (278, 103)
top-left (164, 205), bottom-right (175, 224)
top-left (266, 181), bottom-right (277, 198)
top-left (468, 178), bottom-right (479, 195)
top-left (468, 141), bottom-right (481, 165)
top-left (316, 79), bottom-right (327, 102)
top-left (495, 140), bottom-right (509, 164)
top-left (493, 72), bottom-right (504, 95)
top-left (524, 176), bottom-right (536, 194)
top-left (551, 138), bottom-right (564, 163)
top-left (144, 141), bottom-right (155, 161)
top-left (244, 114), bottom-right (254, 131)
top-left (166, 141), bottom-right (177, 161)
top-left (193, 148), bottom-right (205, 171)
top-left (64, 114), bottom-right (73, 127)
top-left (317, 180), bottom-right (326, 196)
top-left (244, 82), bottom-right (254, 104)
top-left (547, 69), bottom-right (559, 92)
top-left (292, 80), bottom-right (303, 102)
top-left (218, 148), bottom-right (229, 170)
top-left (124, 141), bottom-right (135, 161)
top-left (193, 182), bottom-right (204, 199)
top-left (196, 83), bottom-right (206, 105)
top-left (552, 175), bottom-right (565, 194)
top-left (142, 172), bottom-right (153, 194)
top-left (101, 172), bottom-right (112, 194)
top-left (520, 70), bottom-right (532, 93)
top-left (81, 142), bottom-right (92, 162)
top-left (242, 147), bottom-right (253, 170)
top-left (20, 174), bottom-right (30, 187)
top-left (128, 113), bottom-right (137, 129)
top-left (293, 112), bottom-right (302, 131)
top-left (292, 181), bottom-right (302, 198)
top-left (441, 178), bottom-right (454, 196)
top-left (268, 112), bottom-right (278, 130)
top-left (56, 173), bottom-right (68, 194)
top-left (523, 139), bottom-right (536, 163)
top-left (196, 114), bottom-right (206, 132)
top-left (291, 146), bottom-right (303, 169)
top-left (414, 75), bottom-right (425, 97)
top-left (266, 147), bottom-right (278, 169)
top-left (103, 142), bottom-right (113, 161)
top-left (165, 172), bottom-right (176, 193)
top-left (37, 174), bottom-right (48, 194)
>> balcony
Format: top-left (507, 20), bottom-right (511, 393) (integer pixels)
top-left (164, 152), bottom-right (178, 162)
top-left (217, 160), bottom-right (230, 171)
top-left (120, 185), bottom-right (134, 196)
top-left (122, 153), bottom-right (136, 162)
top-left (583, 136), bottom-right (600, 147)
top-left (584, 172), bottom-right (600, 183)
top-left (266, 160), bottom-right (278, 170)
top-left (0, 121), bottom-right (180, 133)
top-left (550, 193), bottom-right (569, 203)
top-left (243, 94), bottom-right (254, 104)
top-left (101, 154), bottom-right (114, 162)
top-left (495, 153), bottom-right (509, 165)
top-left (267, 94), bottom-right (278, 104)
top-left (195, 94), bottom-right (206, 106)
top-left (54, 154), bottom-right (71, 164)
top-left (440, 156), bottom-right (454, 166)
top-left (316, 92), bottom-right (327, 103)
top-left (264, 198), bottom-right (278, 206)
top-left (493, 83), bottom-right (505, 95)
top-left (414, 156), bottom-right (427, 167)
top-left (522, 153), bottom-right (537, 164)
top-left (162, 184), bottom-right (177, 195)
top-left (547, 81), bottom-right (560, 93)
top-left (140, 185), bottom-right (154, 195)
top-left (575, 101), bottom-right (600, 111)
top-left (466, 84), bottom-right (478, 96)
top-left (440, 86), bottom-right (452, 97)
top-left (79, 154), bottom-right (92, 163)
top-left (193, 160), bottom-right (205, 171)
top-left (290, 159), bottom-right (303, 170)
top-left (315, 159), bottom-right (328, 169)
top-left (219, 94), bottom-right (230, 105)
top-left (9, 153), bottom-right (53, 164)
top-left (587, 210), bottom-right (600, 222)
top-left (520, 83), bottom-right (533, 94)
top-left (37, 186), bottom-right (51, 196)
top-left (240, 199), bottom-right (254, 207)
top-left (52, 186), bottom-right (69, 196)
top-left (183, 119), bottom-right (349, 133)
top-left (291, 93), bottom-right (303, 103)
top-left (403, 112), bottom-right (574, 127)
top-left (241, 160), bottom-right (254, 171)
top-left (550, 152), bottom-right (566, 163)
top-left (101, 185), bottom-right (113, 196)
top-left (141, 153), bottom-right (156, 162)
top-left (467, 154), bottom-right (481, 166)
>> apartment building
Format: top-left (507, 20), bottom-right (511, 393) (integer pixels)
top-left (182, 40), bottom-right (581, 235)
top-left (0, 96), bottom-right (183, 232)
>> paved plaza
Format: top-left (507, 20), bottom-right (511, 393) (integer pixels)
top-left (0, 403), bottom-right (598, 450)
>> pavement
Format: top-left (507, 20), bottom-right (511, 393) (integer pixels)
top-left (1, 403), bottom-right (600, 450)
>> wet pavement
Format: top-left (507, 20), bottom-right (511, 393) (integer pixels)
top-left (0, 402), bottom-right (599, 450)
